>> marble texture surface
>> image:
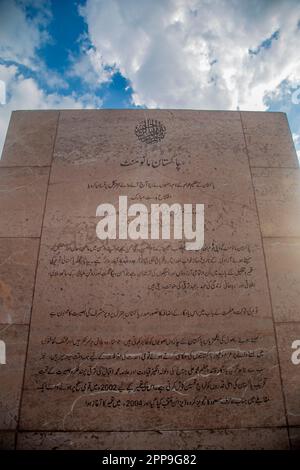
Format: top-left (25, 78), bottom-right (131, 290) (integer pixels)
top-left (20, 110), bottom-right (285, 432)
top-left (252, 168), bottom-right (300, 237)
top-left (0, 110), bottom-right (59, 167)
top-left (276, 322), bottom-right (300, 426)
top-left (0, 167), bottom-right (49, 237)
top-left (0, 110), bottom-right (299, 450)
top-left (0, 238), bottom-right (39, 324)
top-left (241, 112), bottom-right (299, 168)
top-left (0, 432), bottom-right (15, 450)
top-left (0, 324), bottom-right (28, 430)
top-left (289, 427), bottom-right (300, 449)
top-left (16, 428), bottom-right (289, 450)
top-left (264, 238), bottom-right (300, 322)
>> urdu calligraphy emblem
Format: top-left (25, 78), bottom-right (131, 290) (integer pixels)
top-left (135, 119), bottom-right (166, 144)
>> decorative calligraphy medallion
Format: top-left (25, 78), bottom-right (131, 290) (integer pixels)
top-left (135, 119), bottom-right (166, 144)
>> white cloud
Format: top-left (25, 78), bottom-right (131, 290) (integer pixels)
top-left (0, 1), bottom-right (102, 157)
top-left (0, 0), bottom-right (50, 67)
top-left (68, 46), bottom-right (114, 88)
top-left (81, 0), bottom-right (300, 111)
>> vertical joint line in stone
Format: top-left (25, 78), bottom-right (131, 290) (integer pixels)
top-left (15, 111), bottom-right (61, 440)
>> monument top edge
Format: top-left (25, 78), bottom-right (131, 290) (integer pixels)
top-left (9, 108), bottom-right (287, 116)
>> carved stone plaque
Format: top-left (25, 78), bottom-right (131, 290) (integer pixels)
top-left (19, 110), bottom-right (285, 431)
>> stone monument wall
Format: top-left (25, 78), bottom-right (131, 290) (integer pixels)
top-left (0, 110), bottom-right (299, 449)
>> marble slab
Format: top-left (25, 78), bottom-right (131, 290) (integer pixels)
top-left (289, 427), bottom-right (300, 449)
top-left (17, 428), bottom-right (289, 450)
top-left (276, 323), bottom-right (300, 426)
top-left (0, 238), bottom-right (39, 324)
top-left (0, 432), bottom-right (15, 450)
top-left (19, 110), bottom-right (286, 432)
top-left (0, 324), bottom-right (28, 430)
top-left (241, 112), bottom-right (299, 168)
top-left (0, 167), bottom-right (49, 237)
top-left (264, 238), bottom-right (300, 322)
top-left (252, 168), bottom-right (300, 237)
top-left (0, 110), bottom-right (59, 167)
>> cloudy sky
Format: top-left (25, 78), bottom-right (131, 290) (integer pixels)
top-left (0, 0), bottom-right (300, 157)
